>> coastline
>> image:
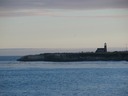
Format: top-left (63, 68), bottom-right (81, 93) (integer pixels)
top-left (18, 51), bottom-right (128, 62)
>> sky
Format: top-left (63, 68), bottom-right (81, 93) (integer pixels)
top-left (0, 0), bottom-right (128, 50)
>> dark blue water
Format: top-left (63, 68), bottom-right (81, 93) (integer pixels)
top-left (0, 56), bottom-right (128, 96)
top-left (0, 68), bottom-right (128, 96)
top-left (0, 56), bottom-right (21, 61)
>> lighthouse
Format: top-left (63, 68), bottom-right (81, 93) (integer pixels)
top-left (104, 43), bottom-right (107, 52)
top-left (95, 43), bottom-right (107, 53)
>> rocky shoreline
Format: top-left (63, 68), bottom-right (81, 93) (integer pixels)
top-left (18, 51), bottom-right (128, 62)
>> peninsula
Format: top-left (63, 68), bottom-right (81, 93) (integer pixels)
top-left (18, 43), bottom-right (128, 62)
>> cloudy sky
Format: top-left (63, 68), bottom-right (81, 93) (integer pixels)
top-left (0, 0), bottom-right (128, 50)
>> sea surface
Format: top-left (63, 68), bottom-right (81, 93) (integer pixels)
top-left (0, 56), bottom-right (128, 96)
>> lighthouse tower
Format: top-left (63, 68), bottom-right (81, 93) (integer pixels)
top-left (104, 43), bottom-right (107, 52)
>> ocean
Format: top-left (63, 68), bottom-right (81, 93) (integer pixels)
top-left (0, 56), bottom-right (128, 96)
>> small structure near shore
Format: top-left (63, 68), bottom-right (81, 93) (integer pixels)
top-left (95, 43), bottom-right (107, 53)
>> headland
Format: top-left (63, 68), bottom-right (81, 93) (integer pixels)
top-left (17, 43), bottom-right (128, 62)
top-left (18, 51), bottom-right (128, 62)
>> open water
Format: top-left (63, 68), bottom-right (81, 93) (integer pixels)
top-left (0, 56), bottom-right (128, 96)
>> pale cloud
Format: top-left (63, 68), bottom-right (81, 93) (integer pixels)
top-left (0, 9), bottom-right (59, 17)
top-left (0, 0), bottom-right (128, 9)
top-left (0, 0), bottom-right (128, 16)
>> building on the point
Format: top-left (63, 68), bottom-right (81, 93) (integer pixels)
top-left (95, 43), bottom-right (107, 53)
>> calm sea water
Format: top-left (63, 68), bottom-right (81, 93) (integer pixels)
top-left (0, 56), bottom-right (128, 96)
